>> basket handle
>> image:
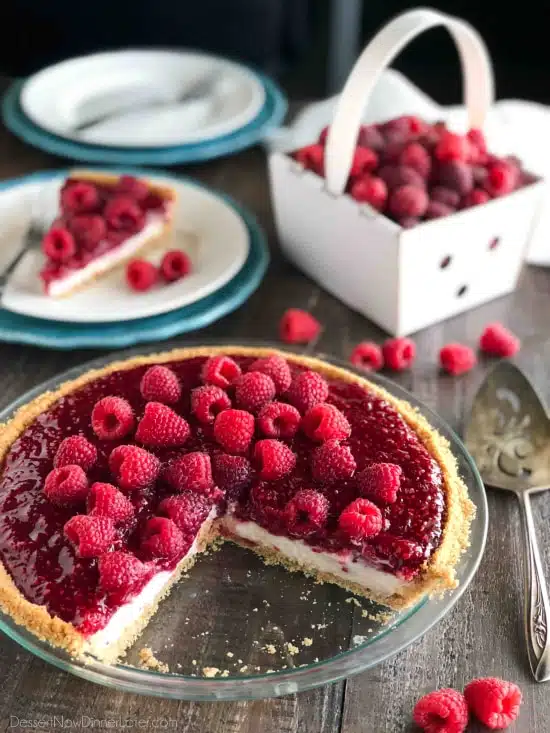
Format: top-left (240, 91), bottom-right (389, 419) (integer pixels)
top-left (324, 8), bottom-right (494, 196)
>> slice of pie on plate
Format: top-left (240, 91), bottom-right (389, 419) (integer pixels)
top-left (0, 347), bottom-right (474, 663)
top-left (39, 171), bottom-right (176, 297)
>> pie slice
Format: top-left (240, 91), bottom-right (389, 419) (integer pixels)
top-left (39, 172), bottom-right (176, 297)
top-left (0, 347), bottom-right (474, 663)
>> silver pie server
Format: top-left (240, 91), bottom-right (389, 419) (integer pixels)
top-left (464, 361), bottom-right (550, 682)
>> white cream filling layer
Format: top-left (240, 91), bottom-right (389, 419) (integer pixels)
top-left (48, 214), bottom-right (165, 297)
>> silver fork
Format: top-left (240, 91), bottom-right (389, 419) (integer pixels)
top-left (0, 219), bottom-right (45, 294)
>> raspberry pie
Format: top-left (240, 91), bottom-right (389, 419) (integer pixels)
top-left (40, 172), bottom-right (175, 297)
top-left (0, 347), bottom-right (474, 662)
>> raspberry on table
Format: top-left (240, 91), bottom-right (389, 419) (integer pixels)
top-left (214, 409), bottom-right (255, 454)
top-left (338, 498), bottom-right (383, 540)
top-left (254, 439), bottom-right (296, 481)
top-left (165, 452), bottom-right (214, 495)
top-left (349, 146), bottom-right (379, 177)
top-left (68, 215), bottom-right (107, 251)
top-left (389, 185), bottom-right (429, 218)
top-left (483, 161), bottom-right (517, 197)
top-left (191, 385), bottom-right (231, 424)
top-left (464, 677), bottom-right (522, 730)
top-left (279, 309), bottom-right (321, 345)
top-left (382, 337), bottom-right (416, 371)
top-left (440, 343), bottom-right (477, 375)
top-left (91, 396), bottom-right (135, 440)
top-left (350, 342), bottom-right (384, 371)
top-left (479, 323), bottom-right (520, 358)
top-left (201, 355), bottom-right (242, 388)
top-left (64, 514), bottom-right (116, 558)
top-left (435, 131), bottom-right (470, 163)
top-left (54, 435), bottom-right (97, 471)
top-left (159, 492), bottom-right (212, 536)
top-left (302, 403), bottom-right (351, 442)
top-left (293, 144), bottom-right (324, 175)
top-left (286, 370), bottom-right (329, 413)
top-left (104, 196), bottom-right (144, 233)
top-left (160, 250), bottom-right (192, 282)
top-left (284, 489), bottom-right (329, 538)
top-left (109, 445), bottom-right (160, 492)
top-left (126, 259), bottom-right (158, 292)
top-left (140, 517), bottom-right (186, 560)
top-left (140, 365), bottom-right (181, 405)
top-left (87, 482), bottom-right (135, 524)
top-left (61, 180), bottom-right (100, 215)
top-left (350, 176), bottom-right (388, 211)
top-left (42, 227), bottom-right (77, 263)
top-left (114, 175), bottom-right (150, 202)
top-left (399, 142), bottom-right (431, 178)
top-left (44, 465), bottom-right (89, 506)
top-left (98, 551), bottom-right (149, 598)
top-left (249, 354), bottom-right (292, 393)
top-left (413, 688), bottom-right (469, 733)
top-left (258, 401), bottom-right (301, 439)
top-left (135, 402), bottom-right (190, 447)
top-left (312, 440), bottom-right (356, 483)
top-left (357, 462), bottom-right (402, 504)
top-left (212, 454), bottom-right (253, 500)
top-left (235, 371), bottom-right (276, 413)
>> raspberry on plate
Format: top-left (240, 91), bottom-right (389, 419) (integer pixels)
top-left (284, 489), bottom-right (329, 538)
top-left (114, 175), bottom-right (150, 202)
top-left (235, 371), bottom-right (276, 413)
top-left (64, 514), bottom-right (116, 558)
top-left (87, 482), bottom-right (135, 524)
top-left (413, 688), bottom-right (469, 733)
top-left (159, 492), bottom-right (212, 536)
top-left (191, 385), bottom-right (231, 424)
top-left (141, 517), bottom-right (186, 560)
top-left (254, 439), bottom-right (296, 481)
top-left (258, 401), bottom-right (301, 439)
top-left (248, 355), bottom-right (292, 393)
top-left (165, 452), bottom-right (214, 495)
top-left (301, 403), bottom-right (351, 442)
top-left (109, 445), bottom-right (160, 492)
top-left (42, 227), bottom-right (76, 263)
top-left (382, 337), bottom-right (416, 371)
top-left (61, 180), bottom-right (100, 215)
top-left (440, 343), bottom-right (477, 375)
top-left (140, 365), bottom-right (181, 405)
top-left (201, 355), bottom-right (242, 388)
top-left (286, 370), bottom-right (329, 413)
top-left (279, 309), bottom-right (321, 345)
top-left (54, 435), bottom-right (97, 471)
top-left (338, 498), bottom-right (383, 540)
top-left (479, 323), bottom-right (520, 358)
top-left (126, 259), bottom-right (158, 292)
top-left (350, 342), bottom-right (384, 372)
top-left (104, 196), bottom-right (144, 234)
top-left (160, 250), bottom-right (192, 282)
top-left (135, 402), bottom-right (190, 448)
top-left (357, 462), bottom-right (402, 504)
top-left (91, 396), bottom-right (135, 440)
top-left (464, 677), bottom-right (522, 730)
top-left (68, 215), bottom-right (107, 251)
top-left (212, 454), bottom-right (253, 500)
top-left (44, 465), bottom-right (89, 506)
top-left (214, 409), bottom-right (255, 454)
top-left (98, 551), bottom-right (149, 598)
top-left (312, 440), bottom-right (356, 483)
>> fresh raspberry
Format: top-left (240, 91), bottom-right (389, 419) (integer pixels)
top-left (286, 371), bottom-right (329, 413)
top-left (479, 323), bottom-right (520, 357)
top-left (214, 409), bottom-right (255, 454)
top-left (159, 492), bottom-right (212, 535)
top-left (104, 196), bottom-right (145, 233)
top-left (435, 131), bottom-right (470, 163)
top-left (399, 142), bottom-right (431, 177)
top-left (483, 161), bottom-right (517, 197)
top-left (235, 371), bottom-right (276, 413)
top-left (258, 401), bottom-right (301, 439)
top-left (249, 354), bottom-right (292, 393)
top-left (382, 337), bottom-right (416, 371)
top-left (91, 396), bottom-right (135, 440)
top-left (467, 128), bottom-right (488, 160)
top-left (399, 217), bottom-right (420, 229)
top-left (302, 403), bottom-right (350, 442)
top-left (464, 677), bottom-right (522, 730)
top-left (87, 482), bottom-right (134, 524)
top-left (98, 551), bottom-right (149, 598)
top-left (160, 250), bottom-right (192, 282)
top-left (109, 445), bottom-right (160, 492)
top-left (388, 185), bottom-right (428, 218)
top-left (349, 147), bottom-right (378, 177)
top-left (126, 259), bottom-right (158, 292)
top-left (61, 180), bottom-right (100, 215)
top-left (136, 402), bottom-right (190, 447)
top-left (212, 454), bottom-right (253, 499)
top-left (279, 309), bottom-right (321, 345)
top-left (42, 227), bottom-right (76, 263)
top-left (140, 365), bottom-right (181, 405)
top-left (114, 175), bottom-right (150, 202)
top-left (141, 517), bottom-right (186, 560)
top-left (64, 514), bottom-right (116, 558)
top-left (462, 188), bottom-right (490, 207)
top-left (431, 186), bottom-right (460, 208)
top-left (284, 489), bottom-right (329, 538)
top-left (378, 164), bottom-right (424, 190)
top-left (165, 452), bottom-right (213, 494)
top-left (68, 215), bottom-right (107, 251)
top-left (312, 440), bottom-right (356, 483)
top-left (338, 498), bottom-right (382, 540)
top-left (294, 144), bottom-right (324, 175)
top-left (425, 201), bottom-right (454, 219)
top-left (372, 534), bottom-right (424, 566)
top-left (201, 355), bottom-right (242, 388)
top-left (44, 465), bottom-right (89, 506)
top-left (350, 176), bottom-right (388, 211)
top-left (413, 688), bottom-right (469, 733)
top-left (385, 115), bottom-right (425, 136)
top-left (54, 435), bottom-right (97, 471)
top-left (350, 342), bottom-right (384, 371)
top-left (440, 343), bottom-right (477, 375)
top-left (358, 124), bottom-right (385, 151)
top-left (254, 439), bottom-right (296, 480)
top-left (357, 462), bottom-right (402, 503)
top-left (435, 162), bottom-right (474, 196)
top-left (191, 385), bottom-right (231, 423)
top-left (142, 192), bottom-right (167, 212)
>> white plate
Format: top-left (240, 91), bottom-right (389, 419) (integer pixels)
top-left (21, 51), bottom-right (266, 148)
top-left (0, 173), bottom-right (250, 323)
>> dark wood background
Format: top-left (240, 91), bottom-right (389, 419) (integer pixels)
top-left (0, 122), bottom-right (549, 732)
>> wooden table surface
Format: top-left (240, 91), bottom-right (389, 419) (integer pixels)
top-left (0, 115), bottom-right (549, 733)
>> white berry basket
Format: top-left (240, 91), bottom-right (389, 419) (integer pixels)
top-left (268, 8), bottom-right (545, 336)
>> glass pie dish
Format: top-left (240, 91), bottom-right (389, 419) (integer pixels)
top-left (0, 343), bottom-right (488, 700)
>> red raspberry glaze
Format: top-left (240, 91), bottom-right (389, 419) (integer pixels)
top-left (0, 355), bottom-right (446, 634)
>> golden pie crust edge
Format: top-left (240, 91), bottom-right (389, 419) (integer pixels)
top-left (0, 346), bottom-right (475, 660)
